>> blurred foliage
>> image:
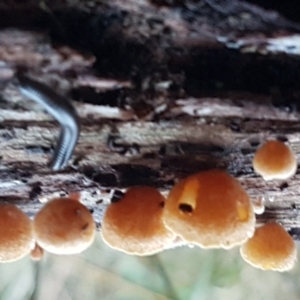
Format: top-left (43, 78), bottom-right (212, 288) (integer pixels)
top-left (0, 236), bottom-right (300, 300)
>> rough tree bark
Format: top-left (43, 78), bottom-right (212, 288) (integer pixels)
top-left (1, 0), bottom-right (300, 236)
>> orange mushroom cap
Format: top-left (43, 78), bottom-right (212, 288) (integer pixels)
top-left (253, 140), bottom-right (297, 181)
top-left (0, 203), bottom-right (33, 262)
top-left (163, 170), bottom-right (255, 249)
top-left (240, 222), bottom-right (296, 271)
top-left (101, 186), bottom-right (176, 255)
top-left (33, 198), bottom-right (95, 255)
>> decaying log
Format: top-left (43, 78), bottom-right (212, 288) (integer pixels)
top-left (1, 0), bottom-right (300, 236)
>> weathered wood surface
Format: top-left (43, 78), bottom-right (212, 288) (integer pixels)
top-left (1, 0), bottom-right (300, 235)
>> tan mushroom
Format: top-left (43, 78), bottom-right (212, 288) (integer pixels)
top-left (0, 203), bottom-right (33, 262)
top-left (163, 170), bottom-right (255, 249)
top-left (101, 186), bottom-right (176, 255)
top-left (30, 243), bottom-right (44, 261)
top-left (253, 140), bottom-right (297, 180)
top-left (240, 222), bottom-right (296, 271)
top-left (252, 196), bottom-right (265, 215)
top-left (33, 198), bottom-right (95, 255)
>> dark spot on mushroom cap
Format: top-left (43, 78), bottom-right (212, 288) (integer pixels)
top-left (178, 203), bottom-right (193, 213)
top-left (159, 201), bottom-right (165, 208)
top-left (82, 223), bottom-right (89, 230)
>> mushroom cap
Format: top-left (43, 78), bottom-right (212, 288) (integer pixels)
top-left (163, 170), bottom-right (255, 249)
top-left (30, 243), bottom-right (44, 261)
top-left (101, 186), bottom-right (176, 255)
top-left (0, 203), bottom-right (33, 262)
top-left (33, 198), bottom-right (95, 255)
top-left (240, 222), bottom-right (296, 271)
top-left (253, 140), bottom-right (297, 181)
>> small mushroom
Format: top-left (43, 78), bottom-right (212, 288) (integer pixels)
top-left (240, 222), bottom-right (296, 272)
top-left (0, 203), bottom-right (33, 262)
top-left (252, 196), bottom-right (265, 215)
top-left (30, 243), bottom-right (44, 261)
top-left (101, 186), bottom-right (176, 255)
top-left (253, 140), bottom-right (297, 181)
top-left (33, 198), bottom-right (95, 255)
top-left (163, 170), bottom-right (255, 249)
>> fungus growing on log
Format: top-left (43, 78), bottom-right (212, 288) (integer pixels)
top-left (33, 198), bottom-right (95, 255)
top-left (0, 203), bottom-right (33, 263)
top-left (163, 170), bottom-right (255, 249)
top-left (253, 140), bottom-right (297, 181)
top-left (240, 222), bottom-right (297, 272)
top-left (101, 186), bottom-right (176, 255)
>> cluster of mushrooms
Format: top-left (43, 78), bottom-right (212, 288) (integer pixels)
top-left (101, 139), bottom-right (297, 272)
top-left (0, 139), bottom-right (297, 272)
top-left (0, 195), bottom-right (95, 262)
